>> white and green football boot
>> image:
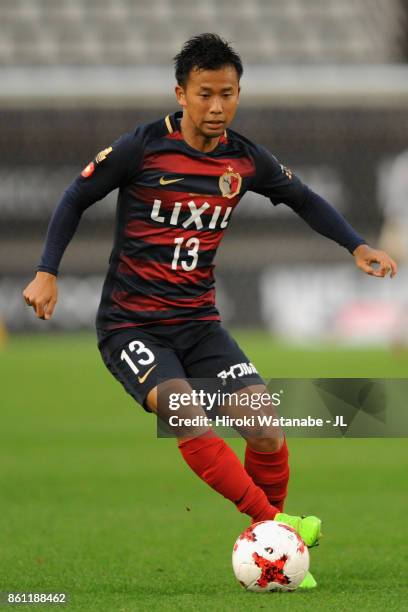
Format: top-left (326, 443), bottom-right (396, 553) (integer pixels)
top-left (298, 571), bottom-right (317, 589)
top-left (274, 513), bottom-right (322, 548)
top-left (275, 513), bottom-right (322, 589)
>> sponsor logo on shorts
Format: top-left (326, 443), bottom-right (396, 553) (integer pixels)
top-left (217, 362), bottom-right (258, 380)
top-left (138, 364), bottom-right (157, 384)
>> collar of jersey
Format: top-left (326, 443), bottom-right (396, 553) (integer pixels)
top-left (166, 111), bottom-right (228, 156)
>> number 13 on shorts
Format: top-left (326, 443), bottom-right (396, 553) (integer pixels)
top-left (120, 340), bottom-right (155, 376)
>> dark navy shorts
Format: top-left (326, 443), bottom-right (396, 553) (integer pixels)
top-left (97, 320), bottom-right (265, 411)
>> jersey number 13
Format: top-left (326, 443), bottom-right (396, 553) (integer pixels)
top-left (171, 237), bottom-right (199, 271)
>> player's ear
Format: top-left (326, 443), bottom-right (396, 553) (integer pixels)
top-left (175, 85), bottom-right (187, 108)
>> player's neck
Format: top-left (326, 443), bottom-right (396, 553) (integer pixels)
top-left (180, 115), bottom-right (220, 153)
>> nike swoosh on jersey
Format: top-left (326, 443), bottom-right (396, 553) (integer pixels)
top-left (159, 176), bottom-right (184, 185)
top-left (138, 364), bottom-right (157, 384)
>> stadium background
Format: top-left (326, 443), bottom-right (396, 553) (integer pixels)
top-left (1, 0), bottom-right (408, 340)
top-left (1, 2), bottom-right (408, 611)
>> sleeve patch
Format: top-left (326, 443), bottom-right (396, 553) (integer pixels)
top-left (280, 164), bottom-right (293, 180)
top-left (80, 146), bottom-right (113, 178)
top-left (81, 161), bottom-right (95, 178)
top-left (95, 146), bottom-right (113, 163)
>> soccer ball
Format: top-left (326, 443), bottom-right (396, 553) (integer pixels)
top-left (232, 521), bottom-right (309, 592)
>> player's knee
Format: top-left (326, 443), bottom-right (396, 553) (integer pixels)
top-left (146, 387), bottom-right (158, 412)
top-left (245, 436), bottom-right (284, 453)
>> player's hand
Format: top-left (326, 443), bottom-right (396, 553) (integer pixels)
top-left (352, 244), bottom-right (397, 278)
top-left (22, 271), bottom-right (58, 320)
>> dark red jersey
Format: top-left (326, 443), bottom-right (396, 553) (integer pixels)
top-left (95, 112), bottom-right (307, 330)
top-left (38, 111), bottom-right (365, 331)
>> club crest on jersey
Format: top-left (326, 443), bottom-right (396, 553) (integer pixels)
top-left (219, 167), bottom-right (242, 199)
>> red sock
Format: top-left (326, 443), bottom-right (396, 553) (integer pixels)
top-left (178, 431), bottom-right (279, 522)
top-left (244, 438), bottom-right (289, 512)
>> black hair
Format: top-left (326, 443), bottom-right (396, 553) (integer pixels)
top-left (174, 33), bottom-right (243, 86)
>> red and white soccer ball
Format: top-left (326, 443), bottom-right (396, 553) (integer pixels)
top-left (232, 521), bottom-right (309, 592)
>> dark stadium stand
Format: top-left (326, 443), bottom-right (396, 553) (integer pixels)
top-left (0, 0), bottom-right (405, 66)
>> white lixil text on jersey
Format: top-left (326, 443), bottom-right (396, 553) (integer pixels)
top-left (151, 199), bottom-right (233, 230)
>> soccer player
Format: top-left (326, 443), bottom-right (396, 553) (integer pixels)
top-left (23, 34), bottom-right (397, 589)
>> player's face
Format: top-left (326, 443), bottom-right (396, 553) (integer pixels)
top-left (176, 65), bottom-right (240, 140)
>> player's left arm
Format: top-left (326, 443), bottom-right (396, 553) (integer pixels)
top-left (250, 145), bottom-right (397, 278)
top-left (292, 188), bottom-right (397, 278)
top-left (352, 243), bottom-right (397, 278)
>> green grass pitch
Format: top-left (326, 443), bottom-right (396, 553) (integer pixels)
top-left (1, 332), bottom-right (407, 611)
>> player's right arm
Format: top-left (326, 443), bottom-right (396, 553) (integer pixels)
top-left (23, 271), bottom-right (58, 320)
top-left (23, 129), bottom-right (144, 320)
